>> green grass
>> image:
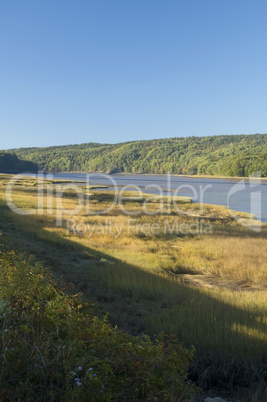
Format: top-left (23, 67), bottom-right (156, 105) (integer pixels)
top-left (0, 174), bottom-right (266, 400)
top-left (0, 232), bottom-right (196, 401)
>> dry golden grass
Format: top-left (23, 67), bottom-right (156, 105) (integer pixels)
top-left (1, 177), bottom-right (266, 286)
top-left (175, 236), bottom-right (267, 283)
top-left (0, 174), bottom-right (266, 368)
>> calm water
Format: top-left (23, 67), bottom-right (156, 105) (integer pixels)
top-left (25, 173), bottom-right (267, 222)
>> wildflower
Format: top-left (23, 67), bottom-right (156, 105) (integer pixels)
top-left (77, 366), bottom-right (82, 371)
top-left (71, 371), bottom-right (76, 375)
top-left (75, 378), bottom-right (82, 386)
top-left (77, 304), bottom-right (82, 309)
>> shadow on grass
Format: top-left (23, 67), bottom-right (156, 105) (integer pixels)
top-left (0, 199), bottom-right (267, 391)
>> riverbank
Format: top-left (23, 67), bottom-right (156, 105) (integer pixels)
top-left (30, 170), bottom-right (267, 181)
top-left (13, 171), bottom-right (267, 222)
top-left (0, 173), bottom-right (266, 400)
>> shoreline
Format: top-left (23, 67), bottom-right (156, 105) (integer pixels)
top-left (37, 171), bottom-right (267, 181)
top-left (2, 173), bottom-right (266, 224)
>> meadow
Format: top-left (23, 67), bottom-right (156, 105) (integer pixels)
top-left (0, 174), bottom-right (266, 401)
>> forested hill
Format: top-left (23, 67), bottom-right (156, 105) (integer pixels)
top-left (0, 152), bottom-right (38, 173)
top-left (7, 133), bottom-right (267, 177)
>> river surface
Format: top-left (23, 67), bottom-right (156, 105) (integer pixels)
top-left (25, 172), bottom-right (267, 222)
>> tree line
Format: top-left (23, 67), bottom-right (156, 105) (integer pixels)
top-left (5, 133), bottom-right (267, 176)
top-left (0, 152), bottom-right (38, 173)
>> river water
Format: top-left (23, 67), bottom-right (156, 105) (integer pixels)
top-left (31, 172), bottom-right (267, 223)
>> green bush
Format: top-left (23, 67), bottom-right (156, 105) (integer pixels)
top-left (0, 234), bottom-right (196, 401)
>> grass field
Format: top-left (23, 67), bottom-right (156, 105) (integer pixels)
top-left (0, 174), bottom-right (266, 401)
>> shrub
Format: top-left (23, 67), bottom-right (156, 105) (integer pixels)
top-left (0, 233), bottom-right (196, 401)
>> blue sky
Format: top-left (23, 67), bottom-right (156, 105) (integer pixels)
top-left (1, 0), bottom-right (267, 149)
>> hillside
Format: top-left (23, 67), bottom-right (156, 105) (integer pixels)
top-left (7, 133), bottom-right (267, 176)
top-left (0, 152), bottom-right (38, 173)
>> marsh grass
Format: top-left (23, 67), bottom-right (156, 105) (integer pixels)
top-left (0, 235), bottom-right (196, 401)
top-left (0, 175), bottom-right (266, 399)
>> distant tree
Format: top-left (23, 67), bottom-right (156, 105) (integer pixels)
top-left (5, 133), bottom-right (267, 177)
top-left (0, 152), bottom-right (38, 173)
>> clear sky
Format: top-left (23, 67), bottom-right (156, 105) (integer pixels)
top-left (1, 0), bottom-right (267, 149)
